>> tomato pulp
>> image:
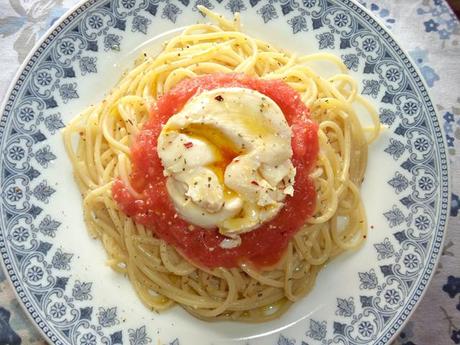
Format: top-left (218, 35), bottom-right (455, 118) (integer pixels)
top-left (112, 73), bottom-right (319, 268)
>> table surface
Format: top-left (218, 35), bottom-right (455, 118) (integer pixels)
top-left (0, 0), bottom-right (459, 344)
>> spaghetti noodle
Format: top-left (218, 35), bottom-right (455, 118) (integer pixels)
top-left (63, 7), bottom-right (380, 322)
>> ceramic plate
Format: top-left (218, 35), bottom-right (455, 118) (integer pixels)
top-left (0, 0), bottom-right (450, 344)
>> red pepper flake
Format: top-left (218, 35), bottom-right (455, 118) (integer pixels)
top-left (214, 95), bottom-right (224, 102)
top-left (183, 142), bottom-right (193, 149)
top-left (251, 180), bottom-right (259, 186)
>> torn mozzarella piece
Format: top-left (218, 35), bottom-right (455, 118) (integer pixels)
top-left (157, 87), bottom-right (296, 237)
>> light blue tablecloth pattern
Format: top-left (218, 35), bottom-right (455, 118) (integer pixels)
top-left (0, 0), bottom-right (458, 344)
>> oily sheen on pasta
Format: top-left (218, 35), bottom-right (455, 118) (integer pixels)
top-left (63, 8), bottom-right (380, 322)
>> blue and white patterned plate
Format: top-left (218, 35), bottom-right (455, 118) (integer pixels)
top-left (0, 0), bottom-right (450, 344)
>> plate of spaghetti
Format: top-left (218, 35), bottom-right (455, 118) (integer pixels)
top-left (0, 1), bottom-right (449, 345)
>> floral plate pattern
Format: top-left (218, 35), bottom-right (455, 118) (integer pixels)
top-left (0, 0), bottom-right (449, 344)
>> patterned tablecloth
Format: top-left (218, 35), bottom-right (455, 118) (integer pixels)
top-left (0, 0), bottom-right (458, 344)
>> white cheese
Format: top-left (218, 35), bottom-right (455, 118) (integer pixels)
top-left (157, 87), bottom-right (296, 236)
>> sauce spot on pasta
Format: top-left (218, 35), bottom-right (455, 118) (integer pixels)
top-left (112, 73), bottom-right (319, 268)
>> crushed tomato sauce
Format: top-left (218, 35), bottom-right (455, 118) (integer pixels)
top-left (112, 73), bottom-right (319, 268)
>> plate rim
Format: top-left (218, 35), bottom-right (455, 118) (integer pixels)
top-left (0, 0), bottom-right (451, 344)
top-left (0, 3), bottom-right (102, 344)
top-left (347, 2), bottom-right (451, 345)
